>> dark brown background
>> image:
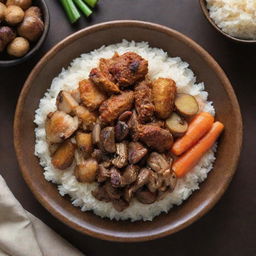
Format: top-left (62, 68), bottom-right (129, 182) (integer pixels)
top-left (1, 0), bottom-right (256, 255)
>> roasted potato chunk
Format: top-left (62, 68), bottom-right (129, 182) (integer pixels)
top-left (99, 91), bottom-right (134, 123)
top-left (75, 132), bottom-right (93, 157)
top-left (51, 140), bottom-right (76, 170)
top-left (74, 158), bottom-right (98, 183)
top-left (74, 105), bottom-right (97, 131)
top-left (152, 78), bottom-right (177, 119)
top-left (56, 90), bottom-right (78, 114)
top-left (79, 79), bottom-right (106, 110)
top-left (45, 111), bottom-right (79, 144)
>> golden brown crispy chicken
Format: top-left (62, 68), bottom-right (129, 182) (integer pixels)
top-left (107, 52), bottom-right (148, 87)
top-left (89, 52), bottom-right (148, 93)
top-left (134, 81), bottom-right (155, 123)
top-left (79, 79), bottom-right (107, 110)
top-left (99, 91), bottom-right (134, 123)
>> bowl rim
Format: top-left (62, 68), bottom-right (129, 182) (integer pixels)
top-left (13, 20), bottom-right (243, 242)
top-left (0, 0), bottom-right (50, 67)
top-left (199, 0), bottom-right (256, 44)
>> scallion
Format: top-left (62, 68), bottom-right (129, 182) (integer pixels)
top-left (59, 0), bottom-right (81, 23)
top-left (83, 0), bottom-right (99, 8)
top-left (73, 0), bottom-right (92, 17)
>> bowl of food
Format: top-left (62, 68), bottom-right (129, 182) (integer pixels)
top-left (14, 20), bottom-right (242, 241)
top-left (199, 0), bottom-right (256, 43)
top-left (0, 0), bottom-right (49, 67)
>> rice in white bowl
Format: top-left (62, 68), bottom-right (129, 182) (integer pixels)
top-left (34, 40), bottom-right (216, 221)
top-left (206, 0), bottom-right (256, 40)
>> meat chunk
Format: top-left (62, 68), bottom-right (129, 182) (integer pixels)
top-left (137, 125), bottom-right (173, 152)
top-left (131, 168), bottom-right (151, 192)
top-left (152, 78), bottom-right (177, 119)
top-left (97, 164), bottom-right (111, 183)
top-left (127, 111), bottom-right (140, 140)
top-left (45, 111), bottom-right (79, 144)
top-left (92, 185), bottom-right (111, 202)
top-left (74, 105), bottom-right (97, 131)
top-left (79, 79), bottom-right (106, 110)
top-left (128, 142), bottom-right (148, 164)
top-left (136, 189), bottom-right (157, 204)
top-left (110, 167), bottom-right (123, 188)
top-left (107, 52), bottom-right (148, 87)
top-left (100, 127), bottom-right (116, 153)
top-left (89, 68), bottom-right (120, 94)
top-left (51, 140), bottom-right (76, 170)
top-left (56, 90), bottom-right (78, 114)
top-left (134, 81), bottom-right (155, 123)
top-left (99, 91), bottom-right (134, 123)
top-left (122, 165), bottom-right (139, 185)
top-left (118, 111), bottom-right (132, 122)
top-left (112, 199), bottom-right (129, 212)
top-left (112, 142), bottom-right (128, 168)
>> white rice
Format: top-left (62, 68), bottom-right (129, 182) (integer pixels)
top-left (34, 40), bottom-right (216, 221)
top-left (206, 0), bottom-right (256, 40)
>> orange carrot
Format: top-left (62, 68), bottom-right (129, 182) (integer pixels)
top-left (173, 121), bottom-right (224, 178)
top-left (171, 112), bottom-right (214, 156)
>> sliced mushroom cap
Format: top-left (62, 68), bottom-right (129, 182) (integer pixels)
top-left (97, 164), bottom-right (111, 183)
top-left (100, 126), bottom-right (116, 153)
top-left (115, 121), bottom-right (129, 142)
top-left (136, 189), bottom-right (157, 204)
top-left (74, 158), bottom-right (98, 183)
top-left (124, 186), bottom-right (134, 202)
top-left (45, 111), bottom-right (79, 144)
top-left (131, 168), bottom-right (151, 192)
top-left (128, 142), bottom-right (148, 164)
top-left (122, 165), bottom-right (139, 186)
top-left (56, 90), bottom-right (78, 114)
top-left (91, 185), bottom-right (111, 202)
top-left (51, 140), bottom-right (76, 170)
top-left (104, 182), bottom-right (122, 200)
top-left (112, 142), bottom-right (128, 168)
top-left (147, 152), bottom-right (170, 172)
top-left (110, 167), bottom-right (122, 188)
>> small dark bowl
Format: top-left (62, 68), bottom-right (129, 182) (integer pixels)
top-left (0, 0), bottom-right (50, 67)
top-left (199, 0), bottom-right (256, 44)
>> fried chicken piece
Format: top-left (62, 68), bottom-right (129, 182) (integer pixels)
top-left (137, 124), bottom-right (173, 152)
top-left (108, 52), bottom-right (148, 87)
top-left (99, 91), bottom-right (134, 123)
top-left (79, 79), bottom-right (107, 110)
top-left (89, 68), bottom-right (120, 94)
top-left (152, 78), bottom-right (177, 119)
top-left (74, 105), bottom-right (97, 131)
top-left (134, 81), bottom-right (155, 123)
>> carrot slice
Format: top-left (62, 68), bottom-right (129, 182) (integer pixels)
top-left (171, 112), bottom-right (214, 156)
top-left (173, 121), bottom-right (224, 178)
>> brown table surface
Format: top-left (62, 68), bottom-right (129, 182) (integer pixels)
top-left (1, 0), bottom-right (256, 255)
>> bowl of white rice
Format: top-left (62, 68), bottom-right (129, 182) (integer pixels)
top-left (199, 0), bottom-right (256, 43)
top-left (14, 20), bottom-right (243, 241)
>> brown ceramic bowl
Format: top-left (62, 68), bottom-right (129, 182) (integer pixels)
top-left (14, 20), bottom-right (242, 242)
top-left (199, 0), bottom-right (256, 44)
